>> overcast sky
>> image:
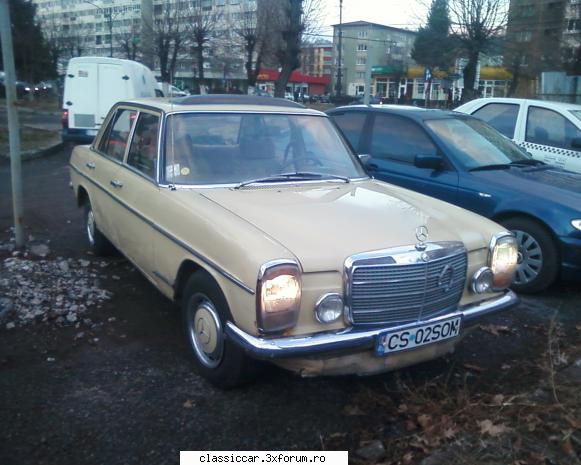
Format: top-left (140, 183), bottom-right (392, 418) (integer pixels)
top-left (318, 0), bottom-right (428, 36)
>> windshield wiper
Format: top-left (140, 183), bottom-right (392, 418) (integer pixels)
top-left (469, 163), bottom-right (511, 172)
top-left (235, 172), bottom-right (350, 189)
top-left (509, 159), bottom-right (546, 166)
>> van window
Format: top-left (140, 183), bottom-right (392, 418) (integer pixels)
top-left (127, 113), bottom-right (160, 179)
top-left (472, 103), bottom-right (519, 138)
top-left (98, 109), bottom-right (137, 161)
top-left (526, 106), bottom-right (581, 151)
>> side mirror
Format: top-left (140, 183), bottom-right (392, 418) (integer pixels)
top-left (571, 137), bottom-right (581, 150)
top-left (414, 154), bottom-right (443, 170)
top-left (358, 153), bottom-right (372, 165)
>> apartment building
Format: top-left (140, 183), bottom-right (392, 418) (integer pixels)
top-left (32, 0), bottom-right (257, 89)
top-left (331, 20), bottom-right (416, 96)
top-left (300, 41), bottom-right (333, 78)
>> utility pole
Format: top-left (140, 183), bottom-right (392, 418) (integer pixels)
top-left (141, 0), bottom-right (154, 70)
top-left (0, 0), bottom-right (25, 248)
top-left (107, 8), bottom-right (113, 58)
top-left (363, 44), bottom-right (371, 105)
top-left (335, 0), bottom-right (343, 96)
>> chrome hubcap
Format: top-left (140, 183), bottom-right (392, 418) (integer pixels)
top-left (86, 209), bottom-right (96, 246)
top-left (187, 296), bottom-right (223, 369)
top-left (513, 229), bottom-right (543, 285)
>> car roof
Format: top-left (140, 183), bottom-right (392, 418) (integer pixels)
top-left (458, 97), bottom-right (581, 112)
top-left (328, 104), bottom-right (463, 121)
top-left (121, 95), bottom-right (325, 115)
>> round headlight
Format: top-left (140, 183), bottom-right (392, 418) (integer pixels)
top-left (489, 233), bottom-right (518, 290)
top-left (315, 293), bottom-right (343, 324)
top-left (472, 267), bottom-right (493, 294)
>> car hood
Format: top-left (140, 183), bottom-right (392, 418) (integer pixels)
top-left (469, 165), bottom-right (581, 201)
top-left (199, 180), bottom-right (500, 272)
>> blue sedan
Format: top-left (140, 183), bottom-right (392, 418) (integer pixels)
top-left (328, 105), bottom-right (581, 293)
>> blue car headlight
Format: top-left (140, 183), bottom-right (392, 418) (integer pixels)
top-left (572, 220), bottom-right (581, 231)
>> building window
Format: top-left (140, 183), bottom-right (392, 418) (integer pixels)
top-left (357, 44), bottom-right (368, 51)
top-left (356, 56), bottom-right (367, 65)
top-left (515, 31), bottom-right (532, 42)
top-left (357, 72), bottom-right (365, 79)
top-left (357, 31), bottom-right (368, 38)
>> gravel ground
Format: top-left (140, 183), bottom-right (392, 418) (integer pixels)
top-left (0, 150), bottom-right (579, 465)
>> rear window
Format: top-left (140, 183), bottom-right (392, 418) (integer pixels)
top-left (98, 109), bottom-right (137, 161)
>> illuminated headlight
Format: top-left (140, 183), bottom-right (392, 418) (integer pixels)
top-left (572, 220), bottom-right (581, 231)
top-left (472, 267), bottom-right (493, 294)
top-left (489, 232), bottom-right (518, 290)
top-left (257, 260), bottom-right (301, 333)
top-left (315, 293), bottom-right (343, 324)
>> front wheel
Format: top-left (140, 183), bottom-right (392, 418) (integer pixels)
top-left (500, 217), bottom-right (559, 293)
top-left (181, 271), bottom-right (260, 388)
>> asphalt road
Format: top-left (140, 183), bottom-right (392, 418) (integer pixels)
top-left (0, 150), bottom-right (579, 465)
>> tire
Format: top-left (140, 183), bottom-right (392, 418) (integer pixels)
top-left (181, 271), bottom-right (260, 388)
top-left (83, 201), bottom-right (114, 256)
top-left (500, 217), bottom-right (559, 293)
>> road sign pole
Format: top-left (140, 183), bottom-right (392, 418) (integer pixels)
top-left (0, 0), bottom-right (25, 248)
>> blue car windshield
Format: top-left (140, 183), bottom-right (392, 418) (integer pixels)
top-left (426, 117), bottom-right (531, 169)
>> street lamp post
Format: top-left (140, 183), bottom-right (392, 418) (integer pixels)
top-left (335, 0), bottom-right (343, 96)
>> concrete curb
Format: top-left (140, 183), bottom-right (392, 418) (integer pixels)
top-left (1, 140), bottom-right (64, 162)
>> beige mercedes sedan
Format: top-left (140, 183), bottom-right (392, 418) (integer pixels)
top-left (69, 95), bottom-right (519, 387)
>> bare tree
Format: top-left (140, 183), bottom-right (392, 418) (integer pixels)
top-left (186, 4), bottom-right (222, 92)
top-left (143, 2), bottom-right (188, 85)
top-left (448, 0), bottom-right (509, 102)
top-left (39, 17), bottom-right (66, 75)
top-left (233, 2), bottom-right (261, 89)
top-left (117, 23), bottom-right (141, 61)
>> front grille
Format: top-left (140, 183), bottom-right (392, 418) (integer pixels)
top-left (348, 245), bottom-right (467, 326)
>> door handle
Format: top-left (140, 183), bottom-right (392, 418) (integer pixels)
top-left (367, 163), bottom-right (379, 171)
top-left (85, 162), bottom-right (96, 170)
top-left (110, 180), bottom-right (123, 189)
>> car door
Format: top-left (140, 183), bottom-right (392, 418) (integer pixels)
top-left (87, 107), bottom-right (138, 247)
top-left (470, 102), bottom-right (521, 139)
top-left (364, 113), bottom-right (459, 203)
top-left (521, 105), bottom-right (581, 173)
top-left (113, 110), bottom-right (162, 278)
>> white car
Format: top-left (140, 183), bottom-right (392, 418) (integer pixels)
top-left (456, 98), bottom-right (581, 174)
top-left (156, 82), bottom-right (188, 97)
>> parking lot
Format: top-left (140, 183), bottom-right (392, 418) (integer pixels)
top-left (1, 150), bottom-right (580, 465)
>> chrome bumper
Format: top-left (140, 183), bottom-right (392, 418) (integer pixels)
top-left (225, 290), bottom-right (519, 360)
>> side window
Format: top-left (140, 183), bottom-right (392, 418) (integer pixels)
top-left (98, 109), bottom-right (137, 161)
top-left (526, 106), bottom-right (581, 151)
top-left (370, 114), bottom-right (438, 163)
top-left (127, 113), bottom-right (160, 179)
top-left (472, 103), bottom-right (519, 138)
top-left (331, 112), bottom-right (367, 151)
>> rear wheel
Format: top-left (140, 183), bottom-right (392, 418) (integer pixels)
top-left (181, 271), bottom-right (260, 388)
top-left (83, 201), bottom-right (114, 256)
top-left (500, 217), bottom-right (559, 293)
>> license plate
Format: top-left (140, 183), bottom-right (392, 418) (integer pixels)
top-left (87, 129), bottom-right (98, 136)
top-left (375, 315), bottom-right (462, 356)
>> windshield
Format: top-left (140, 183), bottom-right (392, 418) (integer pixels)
top-left (426, 117), bottom-right (531, 169)
top-left (163, 113), bottom-right (366, 185)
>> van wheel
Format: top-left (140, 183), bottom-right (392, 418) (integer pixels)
top-left (500, 217), bottom-right (559, 293)
top-left (83, 202), bottom-right (114, 256)
top-left (182, 271), bottom-right (260, 388)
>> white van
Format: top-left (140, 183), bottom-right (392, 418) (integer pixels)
top-left (456, 98), bottom-right (581, 174)
top-left (62, 57), bottom-right (158, 143)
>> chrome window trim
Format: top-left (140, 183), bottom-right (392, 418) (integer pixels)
top-left (157, 177), bottom-right (370, 190)
top-left (91, 106), bottom-right (139, 165)
top-left (124, 110), bottom-right (163, 185)
top-left (343, 241), bottom-right (466, 326)
top-left (158, 111), bottom-right (369, 187)
top-left (69, 163), bottom-right (254, 295)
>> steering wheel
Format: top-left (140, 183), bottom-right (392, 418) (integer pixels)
top-left (282, 143), bottom-right (323, 171)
